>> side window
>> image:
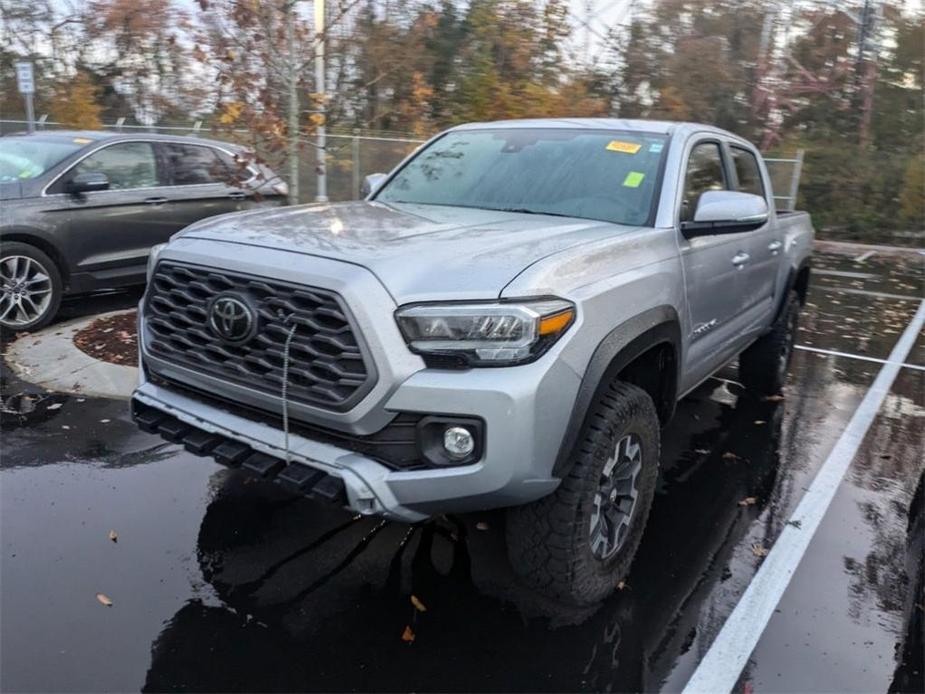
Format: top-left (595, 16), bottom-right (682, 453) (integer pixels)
top-left (680, 142), bottom-right (727, 222)
top-left (163, 144), bottom-right (228, 186)
top-left (73, 142), bottom-right (158, 190)
top-left (730, 146), bottom-right (765, 197)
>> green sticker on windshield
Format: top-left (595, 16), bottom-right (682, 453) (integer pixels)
top-left (623, 171), bottom-right (645, 188)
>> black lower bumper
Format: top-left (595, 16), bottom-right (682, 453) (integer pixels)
top-left (131, 398), bottom-right (347, 505)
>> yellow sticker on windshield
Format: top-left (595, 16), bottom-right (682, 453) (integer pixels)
top-left (606, 140), bottom-right (641, 154)
top-left (623, 171), bottom-right (646, 188)
top-left (73, 138), bottom-right (92, 144)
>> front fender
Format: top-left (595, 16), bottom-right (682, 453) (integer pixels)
top-left (552, 306), bottom-right (681, 477)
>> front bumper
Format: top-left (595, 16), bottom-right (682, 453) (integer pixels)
top-left (132, 349), bottom-right (579, 522)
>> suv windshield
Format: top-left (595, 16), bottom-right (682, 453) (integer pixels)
top-left (375, 128), bottom-right (669, 226)
top-left (0, 137), bottom-right (86, 183)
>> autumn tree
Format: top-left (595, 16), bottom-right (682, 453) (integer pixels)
top-left (49, 72), bottom-right (103, 128)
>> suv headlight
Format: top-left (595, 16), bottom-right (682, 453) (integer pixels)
top-left (146, 243), bottom-right (167, 282)
top-left (395, 299), bottom-right (575, 366)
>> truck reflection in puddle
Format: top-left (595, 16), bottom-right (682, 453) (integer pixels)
top-left (143, 379), bottom-right (787, 693)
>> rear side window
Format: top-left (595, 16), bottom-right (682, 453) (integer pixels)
top-left (73, 142), bottom-right (158, 190)
top-left (731, 146), bottom-right (765, 197)
top-left (680, 142), bottom-right (727, 221)
top-left (163, 144), bottom-right (228, 185)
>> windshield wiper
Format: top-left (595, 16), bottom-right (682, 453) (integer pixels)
top-left (495, 207), bottom-right (576, 218)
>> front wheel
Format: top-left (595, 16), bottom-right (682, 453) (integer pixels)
top-left (506, 381), bottom-right (660, 605)
top-left (0, 242), bottom-right (62, 333)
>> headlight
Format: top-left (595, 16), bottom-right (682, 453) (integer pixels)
top-left (395, 299), bottom-right (575, 366)
top-left (146, 243), bottom-right (167, 282)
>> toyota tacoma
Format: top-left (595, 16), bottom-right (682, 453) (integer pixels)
top-left (131, 119), bottom-right (813, 604)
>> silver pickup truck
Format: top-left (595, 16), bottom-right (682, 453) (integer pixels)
top-left (131, 119), bottom-right (813, 604)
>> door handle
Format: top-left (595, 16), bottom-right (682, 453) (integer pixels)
top-left (228, 191), bottom-right (247, 200)
top-left (144, 196), bottom-right (168, 206)
top-left (768, 240), bottom-right (783, 254)
top-left (731, 251), bottom-right (750, 267)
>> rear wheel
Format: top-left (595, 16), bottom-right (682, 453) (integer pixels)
top-left (506, 381), bottom-right (660, 605)
top-left (0, 242), bottom-right (62, 333)
top-left (739, 290), bottom-right (800, 395)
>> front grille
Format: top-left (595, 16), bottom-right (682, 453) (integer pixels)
top-left (144, 261), bottom-right (375, 411)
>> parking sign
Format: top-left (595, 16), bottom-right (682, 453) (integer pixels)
top-left (15, 62), bottom-right (35, 94)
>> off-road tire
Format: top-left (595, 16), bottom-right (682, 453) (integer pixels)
top-left (739, 290), bottom-right (800, 395)
top-left (0, 242), bottom-right (63, 333)
top-left (506, 381), bottom-right (660, 605)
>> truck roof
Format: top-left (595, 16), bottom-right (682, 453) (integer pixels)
top-left (451, 118), bottom-right (745, 143)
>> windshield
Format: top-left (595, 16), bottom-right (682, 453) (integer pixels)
top-left (0, 137), bottom-right (86, 183)
top-left (375, 128), bottom-right (669, 226)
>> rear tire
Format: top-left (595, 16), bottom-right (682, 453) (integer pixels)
top-left (739, 290), bottom-right (800, 395)
top-left (0, 242), bottom-right (62, 333)
top-left (506, 381), bottom-right (660, 605)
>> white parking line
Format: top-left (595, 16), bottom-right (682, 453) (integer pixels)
top-left (822, 286), bottom-right (922, 302)
top-left (794, 344), bottom-right (925, 371)
top-left (814, 269), bottom-right (878, 279)
top-left (682, 299), bottom-right (925, 694)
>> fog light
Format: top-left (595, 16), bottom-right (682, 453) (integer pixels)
top-left (443, 426), bottom-right (475, 460)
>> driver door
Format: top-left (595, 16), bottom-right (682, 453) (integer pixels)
top-left (58, 141), bottom-right (177, 287)
top-left (677, 140), bottom-right (754, 391)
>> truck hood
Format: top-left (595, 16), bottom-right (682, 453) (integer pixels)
top-left (177, 201), bottom-right (637, 303)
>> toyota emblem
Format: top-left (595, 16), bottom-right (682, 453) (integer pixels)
top-left (209, 294), bottom-right (255, 342)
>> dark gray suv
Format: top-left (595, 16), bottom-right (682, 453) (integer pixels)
top-left (0, 130), bottom-right (286, 331)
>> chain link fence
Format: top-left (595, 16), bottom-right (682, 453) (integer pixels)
top-left (1, 119), bottom-right (804, 208)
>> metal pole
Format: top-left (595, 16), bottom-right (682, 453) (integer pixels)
top-left (24, 93), bottom-right (35, 133)
top-left (788, 149), bottom-right (805, 212)
top-left (286, 1), bottom-right (300, 205)
top-left (314, 0), bottom-right (328, 202)
top-left (352, 129), bottom-right (360, 200)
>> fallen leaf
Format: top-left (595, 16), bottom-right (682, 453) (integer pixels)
top-left (694, 448), bottom-right (711, 455)
top-left (738, 497), bottom-right (757, 507)
top-left (46, 402), bottom-right (63, 411)
top-left (100, 419), bottom-right (111, 424)
top-left (476, 521), bottom-right (489, 531)
top-left (751, 543), bottom-right (769, 557)
top-left (722, 452), bottom-right (739, 461)
top-left (763, 394), bottom-right (785, 402)
top-left (401, 625), bottom-right (415, 643)
top-left (96, 593), bottom-right (113, 607)
top-left (410, 595), bottom-right (427, 612)
top-left (785, 519), bottom-right (802, 529)
top-left (753, 420), bottom-right (766, 425)
top-left (108, 530), bottom-right (118, 543)
top-left (616, 580), bottom-right (628, 590)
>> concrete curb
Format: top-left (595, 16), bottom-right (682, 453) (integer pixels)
top-left (3, 310), bottom-right (138, 400)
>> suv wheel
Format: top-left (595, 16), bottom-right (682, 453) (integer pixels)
top-left (739, 290), bottom-right (800, 395)
top-left (0, 242), bottom-right (62, 333)
top-left (506, 381), bottom-right (660, 605)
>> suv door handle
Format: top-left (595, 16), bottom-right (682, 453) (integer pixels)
top-left (228, 191), bottom-right (247, 200)
top-left (731, 251), bottom-right (750, 267)
top-left (768, 240), bottom-right (783, 254)
top-left (144, 196), bottom-right (168, 206)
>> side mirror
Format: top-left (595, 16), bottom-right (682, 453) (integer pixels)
top-left (361, 173), bottom-right (387, 198)
top-left (66, 171), bottom-right (110, 195)
top-left (681, 190), bottom-right (768, 238)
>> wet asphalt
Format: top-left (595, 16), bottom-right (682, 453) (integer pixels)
top-left (0, 249), bottom-right (922, 693)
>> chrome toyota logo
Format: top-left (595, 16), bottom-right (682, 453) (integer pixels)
top-left (209, 294), bottom-right (255, 342)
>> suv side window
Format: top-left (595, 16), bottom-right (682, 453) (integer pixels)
top-left (680, 142), bottom-right (727, 222)
top-left (730, 146), bottom-right (764, 197)
top-left (163, 144), bottom-right (228, 186)
top-left (72, 142), bottom-right (158, 190)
